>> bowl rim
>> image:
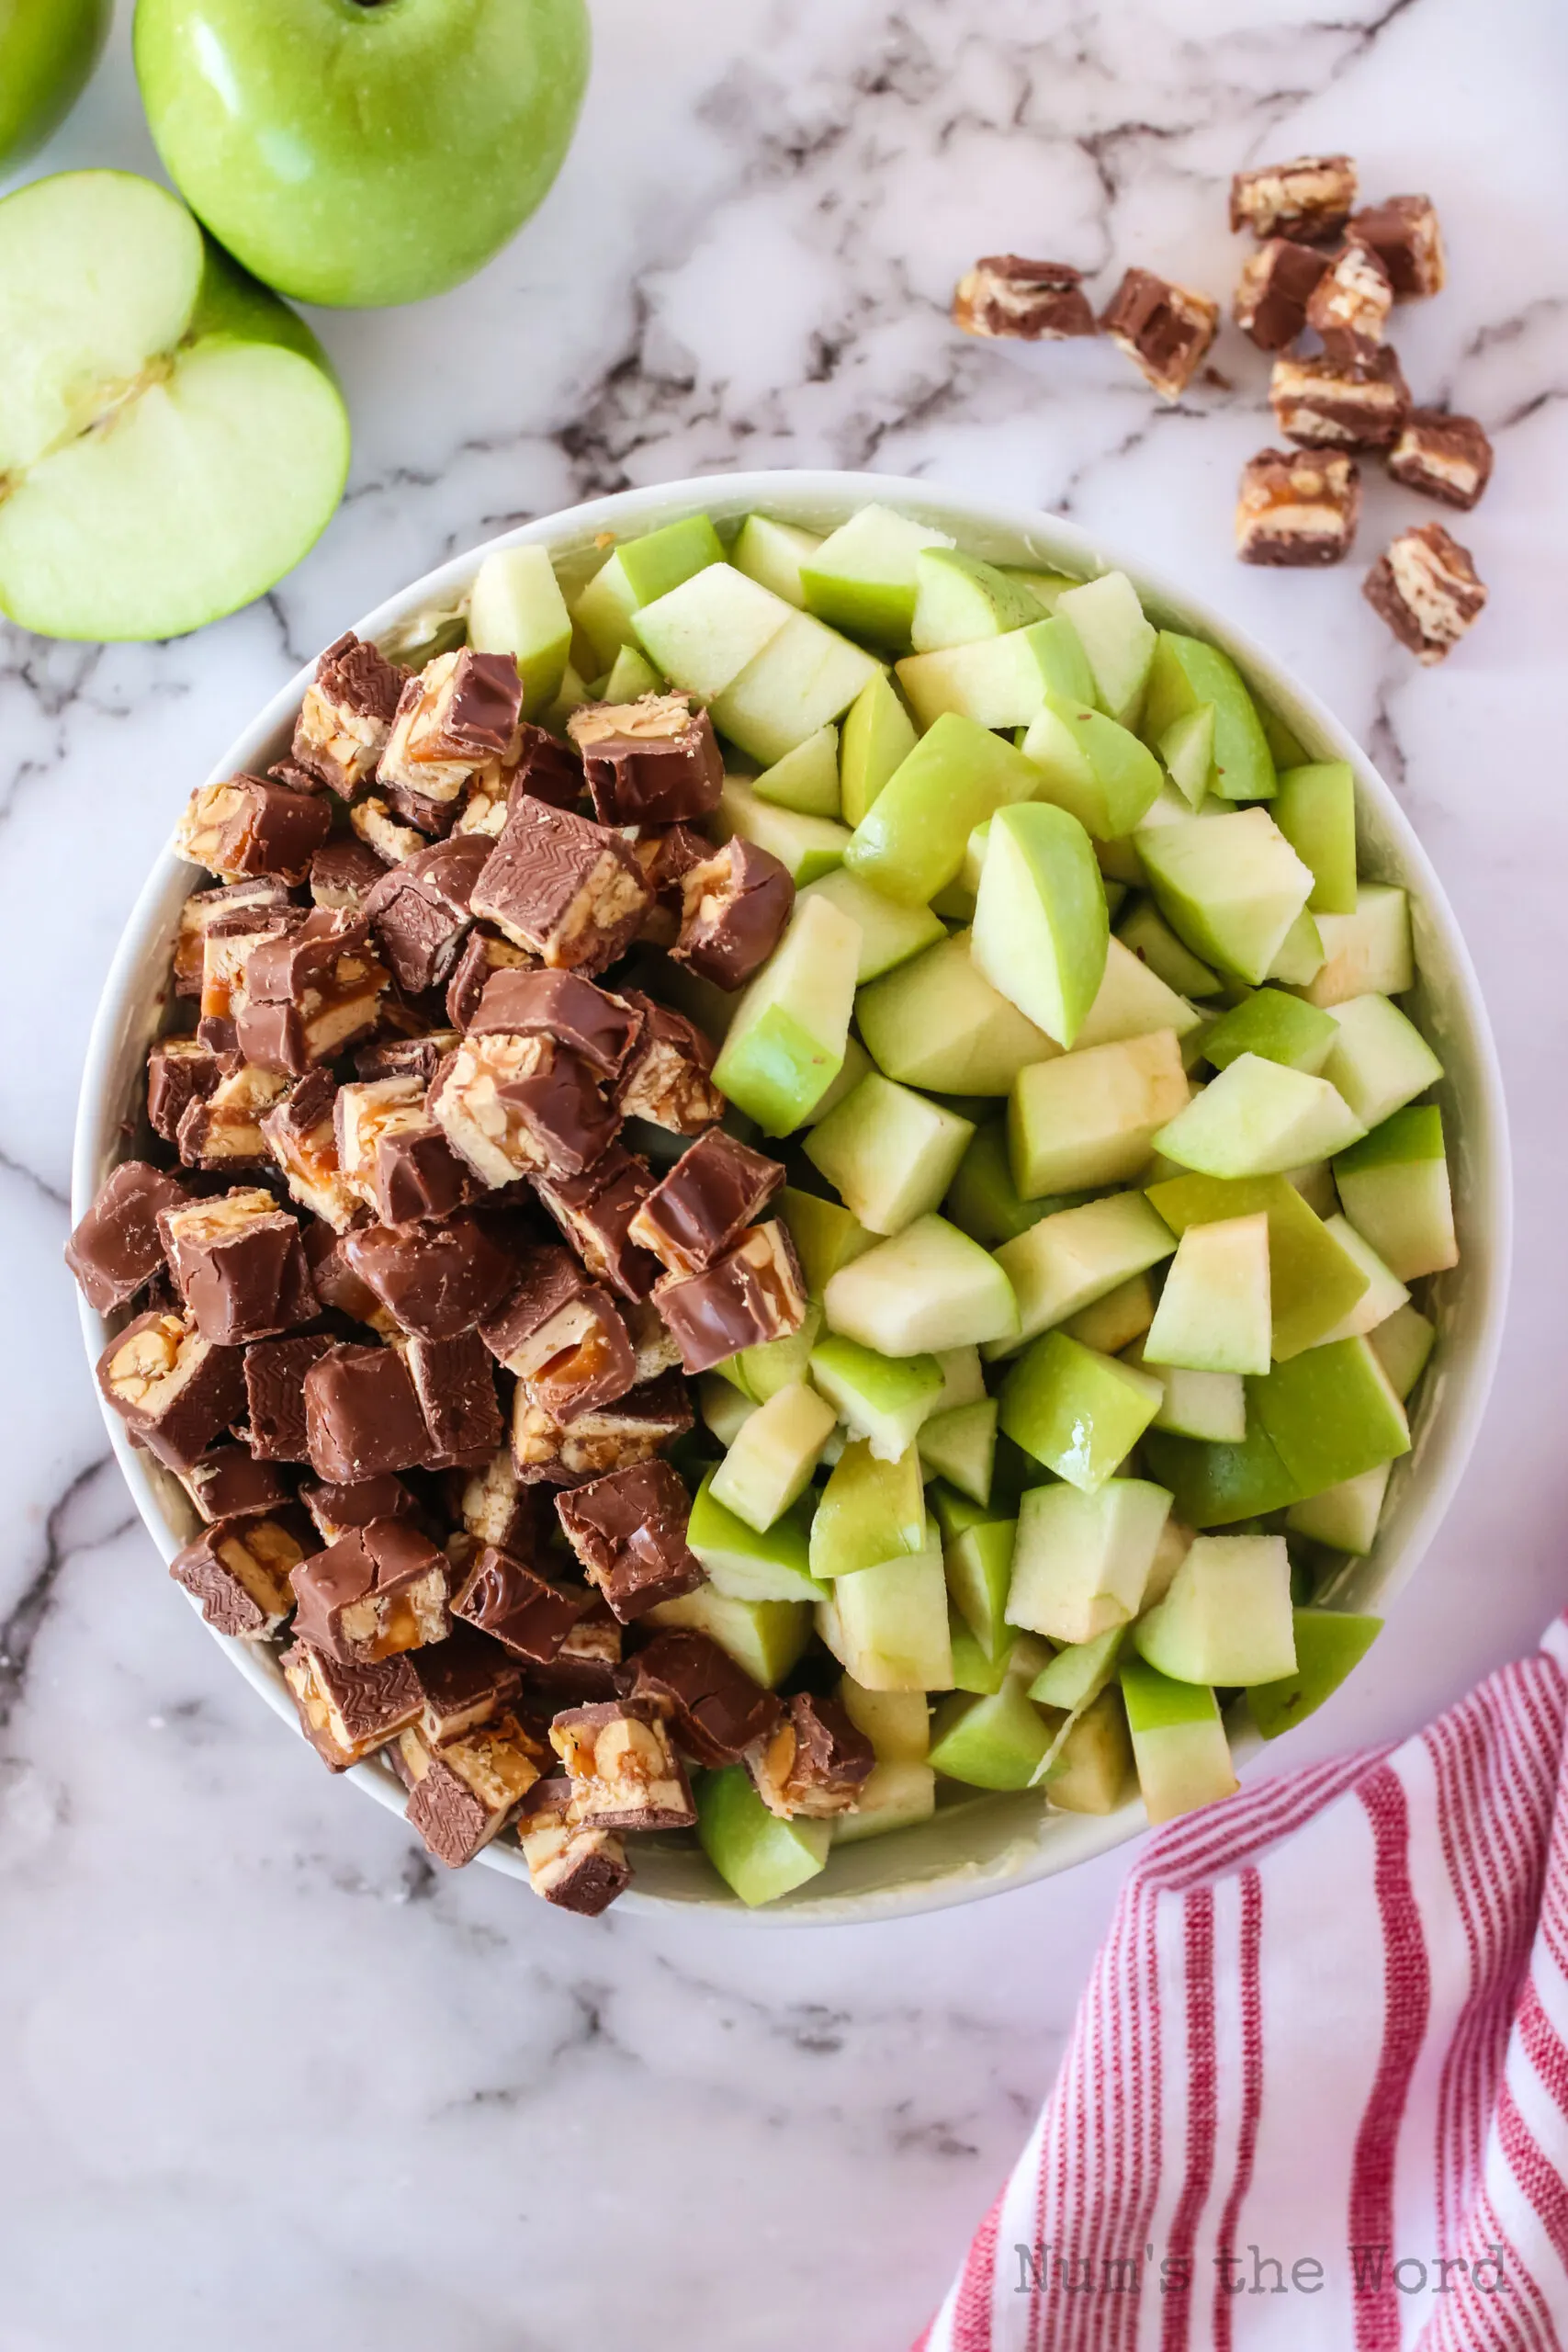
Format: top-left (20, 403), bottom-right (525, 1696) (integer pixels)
top-left (72, 467), bottom-right (1513, 1926)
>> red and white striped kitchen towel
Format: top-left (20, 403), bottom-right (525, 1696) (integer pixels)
top-left (918, 1616), bottom-right (1568, 2352)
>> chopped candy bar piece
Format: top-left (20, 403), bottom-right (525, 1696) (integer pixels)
top-left (291, 632), bottom-right (410, 795)
top-left (170, 1512), bottom-right (309, 1639)
top-left (952, 254), bottom-right (1098, 341)
top-left (455, 1448), bottom-right (541, 1555)
top-left (65, 1159), bottom-right (188, 1313)
top-left (310, 837), bottom-right (391, 912)
top-left (259, 1069), bottom-right (357, 1232)
top-left (1364, 523), bottom-right (1487, 665)
top-left (549, 1697), bottom-right (696, 1831)
top-left (96, 1309), bottom-right (247, 1471)
top-left (625, 1296), bottom-right (683, 1384)
top-left (407, 1625), bottom-right (524, 1745)
top-left (299, 1474), bottom-right (420, 1545)
top-left (178, 1444), bottom-right (293, 1524)
top-left (1100, 267), bottom-right (1218, 400)
top-left (1233, 238), bottom-right (1329, 351)
top-left (1305, 235), bottom-right (1392, 364)
top-left (483, 1253), bottom-right (637, 1425)
top-left (302, 1226), bottom-right (399, 1340)
top-left (243, 1332), bottom-right (337, 1461)
top-left (303, 1343), bottom-right (434, 1482)
top-left (525, 1603), bottom-right (625, 1707)
top-left (512, 1369), bottom-right (692, 1486)
top-left (453, 1544), bottom-right (593, 1662)
top-left (625, 1630), bottom-right (782, 1768)
top-left (378, 650), bottom-right (525, 808)
top-left (197, 905), bottom-right (302, 1030)
top-left (747, 1692), bottom-right (875, 1819)
top-left (518, 1776), bottom-right (630, 1915)
top-left (470, 797), bottom-right (650, 974)
top-left (1348, 195), bottom-right (1445, 300)
top-left (653, 1220), bottom-right (807, 1374)
top-left (147, 1037), bottom-right (220, 1145)
top-left (281, 1638), bottom-right (423, 1770)
top-left (176, 1062), bottom-right (289, 1170)
top-left (342, 1210), bottom-right (516, 1341)
top-left (334, 1073), bottom-right (478, 1224)
top-left (534, 1145), bottom-right (662, 1300)
top-left (429, 1031), bottom-right (618, 1187)
top-left (468, 967), bottom-right (642, 1078)
top-left (157, 1187), bottom-right (316, 1345)
top-left (290, 1517), bottom-right (450, 1664)
top-left (174, 878), bottom-right (294, 995)
top-left (1269, 346), bottom-right (1410, 449)
top-left (506, 723), bottom-right (585, 812)
top-left (672, 839), bottom-right (795, 990)
top-left (629, 1129), bottom-right (786, 1276)
top-left (445, 927), bottom-right (540, 1030)
top-left (354, 1034), bottom-right (461, 1087)
top-left (362, 834), bottom-right (491, 995)
top-left (555, 1459), bottom-right (705, 1622)
top-left (611, 994), bottom-right (724, 1137)
top-left (1235, 447), bottom-right (1360, 567)
top-left (235, 910), bottom-right (389, 1075)
top-left (632, 821), bottom-right (712, 948)
top-left (351, 797), bottom-right (426, 865)
top-left (569, 694), bottom-right (725, 826)
top-left (1230, 154), bottom-right (1358, 243)
top-left (399, 1710), bottom-right (546, 1865)
top-left (173, 774), bottom-right (332, 884)
top-left (1386, 411), bottom-right (1494, 513)
top-left (401, 1331), bottom-right (503, 1468)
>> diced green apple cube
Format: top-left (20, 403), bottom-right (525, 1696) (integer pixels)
top-left (1009, 1030), bottom-right (1190, 1195)
top-left (837, 1676), bottom-right (931, 1761)
top-left (919, 1399), bottom-right (998, 1505)
top-left (1299, 883), bottom-right (1414, 1006)
top-left (1116, 897), bottom-right (1224, 999)
top-left (799, 866), bottom-right (943, 982)
top-left (1333, 1107), bottom-right (1457, 1281)
top-left (971, 800), bottom-right (1109, 1048)
top-left (1006, 1477), bottom-right (1172, 1641)
top-left (896, 615), bottom-right (1095, 730)
top-left (1320, 993), bottom-right (1444, 1129)
top-left (943, 1517), bottom-right (1016, 1658)
top-left (734, 1298), bottom-right (823, 1403)
top-left (1055, 571), bottom-right (1156, 729)
top-left (687, 1471), bottom-right (827, 1603)
top-left (1121, 1657), bottom-right (1237, 1823)
top-left (467, 543), bottom-right (573, 718)
top-left (1029, 1623), bottom-right (1128, 1713)
top-left (910, 546), bottom-right (1048, 650)
top-left (1139, 629), bottom-right (1277, 804)
top-left (570, 551), bottom-right (643, 669)
top-left (1271, 761), bottom-right (1358, 914)
top-left (1286, 1460), bottom-right (1393, 1554)
top-left (1200, 987), bottom-right (1337, 1075)
top-left (945, 1121), bottom-right (1083, 1248)
top-left (646, 1586), bottom-right (812, 1687)
top-left (1144, 1212), bottom-right (1271, 1375)
top-left (632, 561), bottom-right (792, 700)
top-left (990, 1191), bottom-right (1176, 1355)
top-left (859, 930), bottom-right (1057, 1096)
top-left (710, 1380), bottom-right (839, 1532)
top-left (831, 1758), bottom-right (939, 1841)
top-left (805, 1076), bottom-right (974, 1237)
top-left (600, 641), bottom-right (664, 703)
top-left (843, 713), bottom-right (1042, 907)
top-left (709, 608), bottom-right (886, 768)
top-left (1136, 807), bottom-right (1313, 985)
top-left (807, 1333), bottom-right (944, 1460)
top-left (808, 1439), bottom-right (926, 1580)
top-left (999, 1334), bottom-right (1164, 1491)
top-left (1145, 1171), bottom-right (1370, 1361)
top-left (797, 1035), bottom-right (874, 1128)
top-left (823, 1213), bottom-right (1019, 1355)
top-left (817, 1548), bottom-right (953, 1691)
top-left (1041, 1686), bottom-right (1136, 1813)
top-left (1369, 1301), bottom-right (1437, 1399)
top-left (1160, 703), bottom-right (1216, 809)
top-left (1142, 1413), bottom-right (1305, 1528)
top-left (838, 671), bottom-right (918, 827)
top-left (731, 514), bottom-right (823, 608)
top-left (696, 1764), bottom-right (832, 1905)
top-left (1074, 936), bottom-right (1201, 1052)
top-left (948, 1612), bottom-right (1016, 1693)
top-left (713, 893), bottom-right (860, 1136)
top-left (930, 1345), bottom-right (987, 1412)
top-left (777, 1186), bottom-right (876, 1297)
top-left (752, 725), bottom-right (842, 818)
top-left (716, 778), bottom-right (852, 885)
top-left (1153, 1054), bottom-right (1364, 1178)
top-left (699, 1374), bottom-right (758, 1448)
top-left (929, 1679), bottom-right (1054, 1790)
top-left (799, 502), bottom-right (954, 650)
top-left (1312, 1216), bottom-right (1408, 1342)
top-left (1248, 1335), bottom-right (1411, 1495)
top-left (574, 515), bottom-right (723, 667)
top-left (1135, 1341), bottom-right (1247, 1443)
top-left (1064, 1271), bottom-right (1157, 1354)
top-left (1132, 1532), bottom-right (1296, 1685)
top-left (1246, 1609), bottom-right (1382, 1738)
top-left (1264, 908), bottom-right (1325, 988)
top-left (1019, 696), bottom-right (1165, 840)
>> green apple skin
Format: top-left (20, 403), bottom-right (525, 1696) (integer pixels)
top-left (133, 0), bottom-right (591, 309)
top-left (0, 0), bottom-right (110, 165)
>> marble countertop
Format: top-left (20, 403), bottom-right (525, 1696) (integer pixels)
top-left (6, 2), bottom-right (1568, 2345)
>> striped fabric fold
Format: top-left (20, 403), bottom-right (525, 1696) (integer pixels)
top-left (918, 1619), bottom-right (1568, 2352)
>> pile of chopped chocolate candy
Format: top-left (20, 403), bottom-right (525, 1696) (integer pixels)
top-left (953, 153), bottom-right (1490, 666)
top-left (66, 638), bottom-right (873, 1915)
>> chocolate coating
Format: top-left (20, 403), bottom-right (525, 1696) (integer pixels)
top-left (65, 1160), bottom-right (188, 1314)
top-left (624, 1629), bottom-right (782, 1767)
top-left (470, 797), bottom-right (650, 976)
top-left (244, 1332), bottom-right (338, 1461)
top-left (304, 1344), bottom-right (434, 1482)
top-left (630, 1129), bottom-right (786, 1276)
top-left (343, 1211), bottom-right (517, 1341)
top-left (468, 967), bottom-right (642, 1077)
top-left (570, 695), bottom-right (726, 827)
top-left (555, 1460), bottom-right (705, 1622)
top-left (453, 1545), bottom-right (593, 1662)
top-left (672, 840), bottom-right (795, 990)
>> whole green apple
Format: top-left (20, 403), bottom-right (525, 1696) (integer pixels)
top-left (132, 0), bottom-right (591, 309)
top-left (0, 0), bottom-right (112, 167)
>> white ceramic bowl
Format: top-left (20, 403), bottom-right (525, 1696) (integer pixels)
top-left (73, 470), bottom-right (1511, 1924)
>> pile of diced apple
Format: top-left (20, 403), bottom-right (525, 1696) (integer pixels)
top-left (542, 501), bottom-right (1456, 1905)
